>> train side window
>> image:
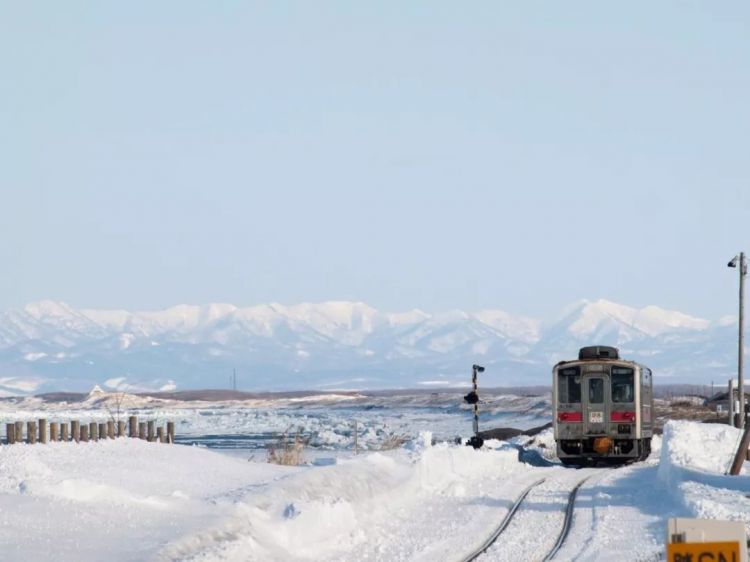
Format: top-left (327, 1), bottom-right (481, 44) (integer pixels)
top-left (612, 368), bottom-right (634, 403)
top-left (589, 378), bottom-right (604, 404)
top-left (558, 368), bottom-right (581, 403)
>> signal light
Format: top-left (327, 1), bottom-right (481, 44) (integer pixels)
top-left (611, 411), bottom-right (636, 422)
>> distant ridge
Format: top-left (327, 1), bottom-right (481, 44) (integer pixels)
top-left (0, 299), bottom-right (737, 393)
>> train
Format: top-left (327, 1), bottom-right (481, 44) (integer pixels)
top-left (553, 345), bottom-right (653, 466)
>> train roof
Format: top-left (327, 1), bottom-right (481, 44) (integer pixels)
top-left (553, 346), bottom-right (651, 369)
top-left (554, 358), bottom-right (642, 369)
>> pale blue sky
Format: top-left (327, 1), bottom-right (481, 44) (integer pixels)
top-left (1, 2), bottom-right (749, 318)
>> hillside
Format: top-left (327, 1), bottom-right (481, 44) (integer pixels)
top-left (0, 299), bottom-right (738, 393)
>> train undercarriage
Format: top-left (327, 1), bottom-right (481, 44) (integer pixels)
top-left (557, 437), bottom-right (652, 466)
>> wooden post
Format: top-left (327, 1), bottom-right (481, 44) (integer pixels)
top-left (128, 416), bottom-right (137, 438)
top-left (71, 420), bottom-right (80, 442)
top-left (89, 422), bottom-right (98, 442)
top-left (117, 421), bottom-right (126, 437)
top-left (139, 422), bottom-right (147, 440)
top-left (157, 426), bottom-right (164, 443)
top-left (80, 425), bottom-right (89, 442)
top-left (27, 421), bottom-right (37, 444)
top-left (6, 423), bottom-right (15, 444)
top-left (167, 421), bottom-right (175, 444)
top-left (107, 421), bottom-right (115, 439)
top-left (50, 422), bottom-right (59, 442)
top-left (147, 420), bottom-right (155, 442)
top-left (15, 421), bottom-right (23, 443)
top-left (39, 419), bottom-right (47, 444)
top-left (61, 423), bottom-right (69, 442)
top-left (99, 423), bottom-right (107, 440)
top-left (730, 422), bottom-right (750, 475)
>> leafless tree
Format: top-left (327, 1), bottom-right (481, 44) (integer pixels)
top-left (106, 391), bottom-right (127, 425)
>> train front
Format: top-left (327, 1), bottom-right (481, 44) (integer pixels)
top-left (553, 346), bottom-right (653, 466)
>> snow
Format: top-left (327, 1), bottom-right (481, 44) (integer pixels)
top-left (0, 419), bottom-right (747, 561)
top-left (0, 439), bottom-right (294, 562)
top-left (472, 309), bottom-right (540, 343)
top-left (0, 298), bottom-right (737, 391)
top-left (658, 420), bottom-right (742, 477)
top-left (0, 391), bottom-right (551, 451)
top-left (87, 385), bottom-right (104, 397)
top-left (559, 299), bottom-right (710, 339)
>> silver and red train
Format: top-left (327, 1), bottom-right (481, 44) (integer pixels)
top-left (553, 345), bottom-right (654, 466)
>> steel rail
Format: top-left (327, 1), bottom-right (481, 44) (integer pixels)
top-left (460, 478), bottom-right (546, 562)
top-left (542, 475), bottom-right (594, 561)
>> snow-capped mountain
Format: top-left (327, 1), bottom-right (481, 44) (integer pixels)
top-left (0, 299), bottom-right (738, 394)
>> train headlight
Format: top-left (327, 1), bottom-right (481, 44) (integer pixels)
top-left (617, 424), bottom-right (631, 434)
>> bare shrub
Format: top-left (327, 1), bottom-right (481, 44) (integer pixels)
top-left (267, 427), bottom-right (307, 466)
top-left (378, 433), bottom-right (410, 451)
top-left (105, 392), bottom-right (127, 425)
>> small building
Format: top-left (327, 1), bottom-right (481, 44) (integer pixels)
top-left (706, 390), bottom-right (750, 414)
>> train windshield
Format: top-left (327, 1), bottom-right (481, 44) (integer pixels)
top-left (612, 368), bottom-right (634, 403)
top-left (558, 367), bottom-right (581, 403)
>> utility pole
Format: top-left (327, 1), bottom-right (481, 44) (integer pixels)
top-left (741, 253), bottom-right (746, 428)
top-left (728, 252), bottom-right (747, 428)
top-left (232, 369), bottom-right (237, 392)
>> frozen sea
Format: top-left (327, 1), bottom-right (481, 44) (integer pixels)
top-left (168, 392), bottom-right (552, 452)
top-left (0, 389), bottom-right (553, 453)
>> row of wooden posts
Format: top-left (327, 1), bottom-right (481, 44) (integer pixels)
top-left (3, 416), bottom-right (175, 445)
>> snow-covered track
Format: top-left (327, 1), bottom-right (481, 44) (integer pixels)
top-left (541, 474), bottom-right (594, 561)
top-left (466, 467), bottom-right (607, 561)
top-left (460, 478), bottom-right (547, 562)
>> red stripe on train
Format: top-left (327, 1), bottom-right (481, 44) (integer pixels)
top-left (557, 411), bottom-right (582, 422)
top-left (611, 411), bottom-right (636, 422)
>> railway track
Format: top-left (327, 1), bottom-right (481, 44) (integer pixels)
top-left (542, 475), bottom-right (594, 561)
top-left (460, 478), bottom-right (547, 562)
top-left (460, 470), bottom-right (603, 562)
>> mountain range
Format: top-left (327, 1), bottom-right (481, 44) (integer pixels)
top-left (0, 299), bottom-right (740, 394)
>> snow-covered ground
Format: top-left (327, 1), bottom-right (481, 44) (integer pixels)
top-left (0, 420), bottom-right (747, 561)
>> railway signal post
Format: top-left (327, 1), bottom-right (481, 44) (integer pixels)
top-left (464, 364), bottom-right (485, 449)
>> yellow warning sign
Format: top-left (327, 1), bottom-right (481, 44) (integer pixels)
top-left (667, 541), bottom-right (740, 562)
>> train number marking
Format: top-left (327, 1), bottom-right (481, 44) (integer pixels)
top-left (588, 411), bottom-right (603, 423)
top-left (666, 541), bottom-right (740, 562)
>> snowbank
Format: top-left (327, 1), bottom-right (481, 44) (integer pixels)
top-left (0, 435), bottom-right (537, 561)
top-left (658, 420), bottom-right (743, 480)
top-left (657, 420), bottom-right (750, 529)
top-left (164, 442), bottom-right (530, 561)
top-left (0, 440), bottom-right (294, 562)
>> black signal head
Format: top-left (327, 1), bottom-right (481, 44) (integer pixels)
top-left (464, 391), bottom-right (479, 405)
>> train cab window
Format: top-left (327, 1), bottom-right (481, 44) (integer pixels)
top-left (612, 368), bottom-right (634, 403)
top-left (558, 367), bottom-right (581, 403)
top-left (589, 378), bottom-right (604, 404)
